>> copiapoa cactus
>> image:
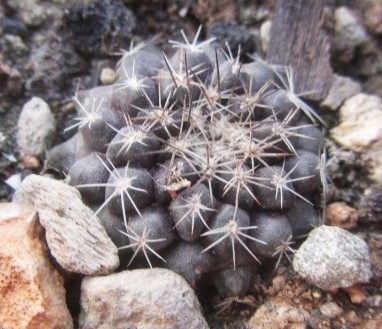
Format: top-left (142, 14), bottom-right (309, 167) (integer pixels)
top-left (47, 26), bottom-right (325, 299)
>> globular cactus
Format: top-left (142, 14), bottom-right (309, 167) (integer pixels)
top-left (47, 27), bottom-right (326, 297)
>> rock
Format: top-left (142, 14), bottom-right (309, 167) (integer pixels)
top-left (293, 225), bottom-right (372, 290)
top-left (26, 33), bottom-right (89, 98)
top-left (325, 202), bottom-right (358, 229)
top-left (20, 174), bottom-right (119, 275)
top-left (320, 302), bottom-right (343, 319)
top-left (17, 97), bottom-right (56, 159)
top-left (333, 6), bottom-right (368, 62)
top-left (358, 185), bottom-right (382, 225)
top-left (100, 67), bottom-right (117, 85)
top-left (0, 202), bottom-right (73, 329)
top-left (78, 268), bottom-right (209, 329)
top-left (331, 93), bottom-right (382, 183)
top-left (363, 0), bottom-right (382, 35)
top-left (207, 21), bottom-right (255, 55)
top-left (247, 301), bottom-right (309, 329)
top-left (260, 20), bottom-right (272, 54)
top-left (320, 74), bottom-right (361, 110)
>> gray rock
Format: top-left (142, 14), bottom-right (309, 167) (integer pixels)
top-left (79, 268), bottom-right (209, 329)
top-left (17, 97), bottom-right (56, 159)
top-left (20, 174), bottom-right (119, 275)
top-left (320, 302), bottom-right (343, 319)
top-left (334, 7), bottom-right (368, 62)
top-left (293, 225), bottom-right (372, 290)
top-left (321, 74), bottom-right (361, 111)
top-left (247, 301), bottom-right (309, 329)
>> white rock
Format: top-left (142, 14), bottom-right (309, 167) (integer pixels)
top-left (293, 225), bottom-right (372, 290)
top-left (331, 93), bottom-right (382, 182)
top-left (20, 174), bottom-right (119, 275)
top-left (260, 20), bottom-right (272, 54)
top-left (17, 97), bottom-right (56, 158)
top-left (79, 268), bottom-right (209, 329)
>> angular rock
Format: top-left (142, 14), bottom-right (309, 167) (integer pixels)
top-left (79, 268), bottom-right (209, 329)
top-left (320, 74), bottom-right (361, 111)
top-left (0, 202), bottom-right (73, 329)
top-left (20, 174), bottom-right (119, 275)
top-left (293, 225), bottom-right (372, 290)
top-left (325, 202), bottom-right (358, 229)
top-left (320, 302), bottom-right (343, 319)
top-left (17, 97), bottom-right (56, 159)
top-left (247, 301), bottom-right (309, 329)
top-left (331, 93), bottom-right (382, 183)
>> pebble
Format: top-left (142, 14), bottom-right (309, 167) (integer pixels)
top-left (325, 202), bottom-right (358, 229)
top-left (333, 6), bottom-right (368, 62)
top-left (320, 302), bottom-right (343, 319)
top-left (19, 174), bottom-right (120, 275)
top-left (293, 225), bottom-right (372, 290)
top-left (17, 97), bottom-right (56, 159)
top-left (331, 93), bottom-right (382, 183)
top-left (0, 202), bottom-right (73, 329)
top-left (363, 0), bottom-right (382, 35)
top-left (320, 74), bottom-right (361, 111)
top-left (260, 20), bottom-right (272, 54)
top-left (100, 67), bottom-right (118, 85)
top-left (79, 268), bottom-right (209, 329)
top-left (247, 301), bottom-right (309, 329)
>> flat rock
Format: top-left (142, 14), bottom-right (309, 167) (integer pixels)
top-left (293, 225), bottom-right (372, 290)
top-left (247, 301), bottom-right (309, 329)
top-left (0, 202), bottom-right (73, 329)
top-left (17, 97), bottom-right (56, 159)
top-left (20, 174), bottom-right (119, 275)
top-left (331, 93), bottom-right (382, 183)
top-left (320, 74), bottom-right (361, 110)
top-left (79, 268), bottom-right (209, 329)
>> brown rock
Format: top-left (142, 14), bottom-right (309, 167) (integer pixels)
top-left (325, 202), bottom-right (358, 229)
top-left (0, 202), bottom-right (73, 329)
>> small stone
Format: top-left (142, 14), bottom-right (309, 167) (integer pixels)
top-left (358, 185), bottom-right (382, 224)
top-left (325, 202), bottom-right (358, 229)
top-left (0, 202), bottom-right (73, 329)
top-left (363, 1), bottom-right (382, 35)
top-left (293, 225), bottom-right (372, 290)
top-left (260, 20), bottom-right (272, 54)
top-left (343, 285), bottom-right (367, 304)
top-left (78, 268), bottom-right (209, 329)
top-left (333, 6), bottom-right (368, 62)
top-left (320, 302), bottom-right (343, 319)
top-left (100, 67), bottom-right (117, 84)
top-left (320, 74), bottom-right (361, 110)
top-left (247, 301), bottom-right (309, 329)
top-left (20, 174), bottom-right (119, 275)
top-left (21, 155), bottom-right (41, 169)
top-left (17, 97), bottom-right (56, 159)
top-left (331, 93), bottom-right (382, 183)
